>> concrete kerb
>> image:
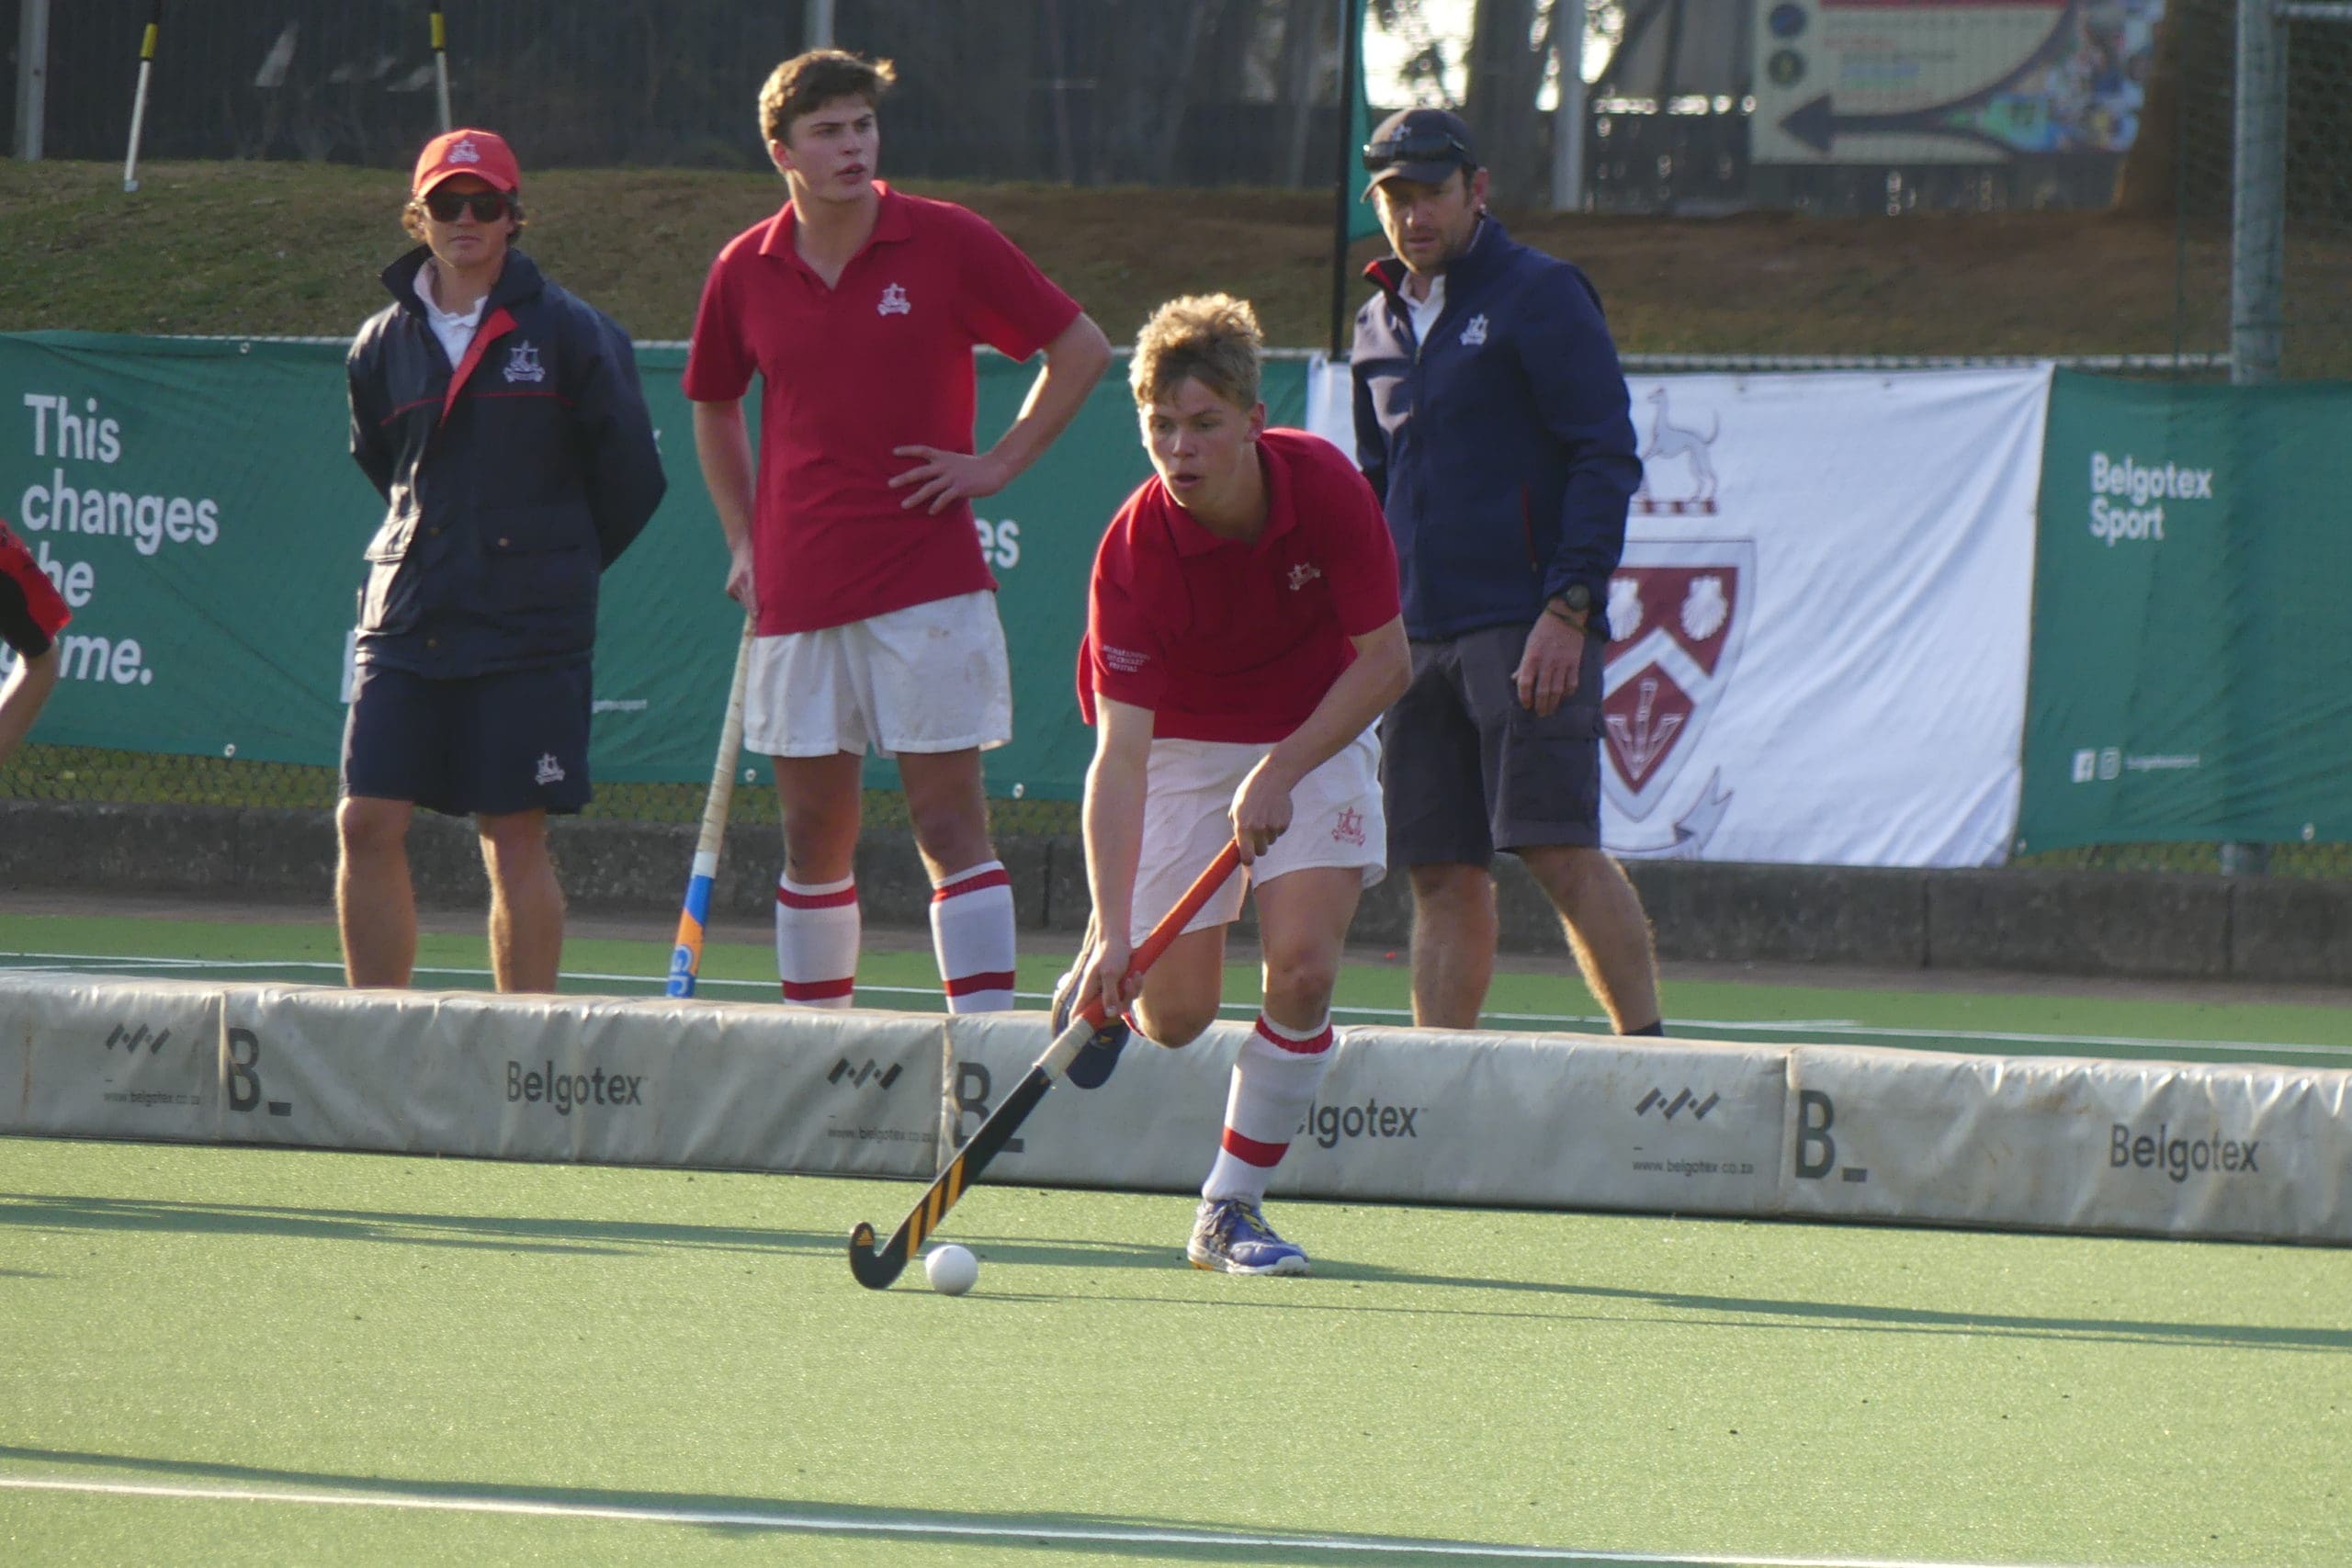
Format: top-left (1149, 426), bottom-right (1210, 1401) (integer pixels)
top-left (0, 800), bottom-right (2345, 986)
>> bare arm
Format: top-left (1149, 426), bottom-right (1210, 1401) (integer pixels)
top-left (1075, 694), bottom-right (1155, 1019)
top-left (1512, 602), bottom-right (1593, 716)
top-left (692, 397), bottom-right (758, 612)
top-left (1230, 615), bottom-right (1411, 863)
top-left (0, 645), bottom-right (62, 768)
top-left (889, 311), bottom-right (1114, 514)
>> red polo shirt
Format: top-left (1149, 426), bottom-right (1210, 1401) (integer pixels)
top-left (1080, 429), bottom-right (1401, 744)
top-left (0, 518), bottom-right (70, 658)
top-left (683, 184), bottom-right (1081, 635)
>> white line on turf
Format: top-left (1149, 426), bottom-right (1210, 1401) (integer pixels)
top-left (2, 951), bottom-right (2344, 1060)
top-left (0, 1475), bottom-right (2109, 1568)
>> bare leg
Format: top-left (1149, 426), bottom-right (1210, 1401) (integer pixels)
top-left (1519, 843), bottom-right (1662, 1033)
top-left (1132, 925), bottom-right (1229, 1047)
top-left (479, 808), bottom-right (563, 993)
top-left (1252, 867), bottom-right (1361, 1030)
top-left (1406, 862), bottom-right (1497, 1029)
top-left (773, 750), bottom-right (865, 883)
top-left (897, 747), bottom-right (995, 879)
top-left (336, 795), bottom-right (417, 987)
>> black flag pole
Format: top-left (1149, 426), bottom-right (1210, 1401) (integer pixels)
top-left (1327, 0), bottom-right (1365, 358)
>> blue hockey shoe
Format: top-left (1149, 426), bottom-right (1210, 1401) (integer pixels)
top-left (1049, 961), bottom-right (1131, 1090)
top-left (1186, 1197), bottom-right (1310, 1275)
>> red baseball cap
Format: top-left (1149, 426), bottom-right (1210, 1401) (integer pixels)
top-left (412, 129), bottom-right (522, 197)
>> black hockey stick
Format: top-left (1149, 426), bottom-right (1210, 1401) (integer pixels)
top-left (848, 840), bottom-right (1243, 1288)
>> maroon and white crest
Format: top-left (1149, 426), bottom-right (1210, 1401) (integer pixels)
top-left (1633, 388), bottom-right (1720, 516)
top-left (1601, 540), bottom-right (1754, 831)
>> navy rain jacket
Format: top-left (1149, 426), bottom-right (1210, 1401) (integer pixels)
top-left (1350, 216), bottom-right (1640, 640)
top-left (346, 246), bottom-right (665, 677)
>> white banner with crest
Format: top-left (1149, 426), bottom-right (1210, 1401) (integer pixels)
top-left (1309, 362), bottom-right (2049, 867)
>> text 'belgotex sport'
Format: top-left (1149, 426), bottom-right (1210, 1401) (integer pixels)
top-left (2087, 452), bottom-right (2215, 547)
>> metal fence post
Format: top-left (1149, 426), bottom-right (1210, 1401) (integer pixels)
top-left (2232, 0), bottom-right (2287, 386)
top-left (15, 0), bottom-right (50, 162)
top-left (2222, 0), bottom-right (2288, 876)
top-left (1551, 0), bottom-right (1588, 211)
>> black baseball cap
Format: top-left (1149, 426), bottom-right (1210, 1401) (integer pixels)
top-left (1362, 107), bottom-right (1477, 191)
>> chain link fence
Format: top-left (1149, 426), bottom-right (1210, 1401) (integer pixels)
top-left (4, 0), bottom-right (2346, 877)
top-left (2166, 0), bottom-right (2352, 379)
top-left (2094, 0), bottom-right (2352, 881)
top-left (0, 742), bottom-right (1085, 837)
top-left (9, 0), bottom-right (1367, 188)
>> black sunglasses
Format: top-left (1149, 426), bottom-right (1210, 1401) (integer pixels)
top-left (424, 188), bottom-right (512, 223)
top-left (1362, 129), bottom-right (1472, 174)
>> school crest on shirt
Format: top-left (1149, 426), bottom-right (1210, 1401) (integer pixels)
top-left (1286, 562), bottom-right (1322, 592)
top-left (877, 282), bottom-right (911, 317)
top-left (502, 341), bottom-right (545, 384)
top-left (1599, 540), bottom-right (1753, 857)
top-left (1460, 313), bottom-right (1489, 346)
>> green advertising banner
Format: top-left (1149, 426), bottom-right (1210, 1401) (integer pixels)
top-left (0, 331), bottom-right (1307, 801)
top-left (2017, 371), bottom-right (2352, 853)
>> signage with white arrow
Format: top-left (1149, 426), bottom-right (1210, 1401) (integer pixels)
top-left (1752, 0), bottom-right (2162, 166)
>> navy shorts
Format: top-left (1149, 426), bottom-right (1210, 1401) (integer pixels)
top-left (1380, 622), bottom-right (1606, 867)
top-left (341, 661), bottom-right (594, 818)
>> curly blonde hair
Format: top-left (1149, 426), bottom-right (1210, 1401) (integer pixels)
top-left (1130, 294), bottom-right (1263, 411)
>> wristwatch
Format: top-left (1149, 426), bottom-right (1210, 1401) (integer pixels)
top-left (1545, 583), bottom-right (1595, 635)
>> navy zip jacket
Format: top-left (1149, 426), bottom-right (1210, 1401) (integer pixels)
top-left (1350, 216), bottom-right (1640, 640)
top-left (346, 246), bottom-right (665, 678)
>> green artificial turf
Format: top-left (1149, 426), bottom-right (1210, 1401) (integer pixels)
top-left (3, 1137), bottom-right (2347, 1566)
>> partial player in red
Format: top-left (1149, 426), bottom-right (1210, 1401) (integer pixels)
top-left (684, 50), bottom-right (1111, 1015)
top-left (1060, 295), bottom-right (1409, 1275)
top-left (0, 516), bottom-right (71, 767)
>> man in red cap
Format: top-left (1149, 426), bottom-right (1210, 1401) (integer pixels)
top-left (340, 129), bottom-right (666, 993)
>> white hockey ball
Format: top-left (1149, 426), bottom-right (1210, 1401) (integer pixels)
top-left (923, 1243), bottom-right (978, 1296)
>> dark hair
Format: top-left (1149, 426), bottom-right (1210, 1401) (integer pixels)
top-left (759, 50), bottom-right (896, 146)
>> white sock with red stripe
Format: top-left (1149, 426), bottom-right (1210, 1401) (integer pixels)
top-left (929, 859), bottom-right (1017, 1013)
top-left (776, 873), bottom-right (858, 1009)
top-left (1200, 1012), bottom-right (1335, 1204)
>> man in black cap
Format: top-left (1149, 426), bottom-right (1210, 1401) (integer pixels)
top-left (1349, 107), bottom-right (1666, 1039)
